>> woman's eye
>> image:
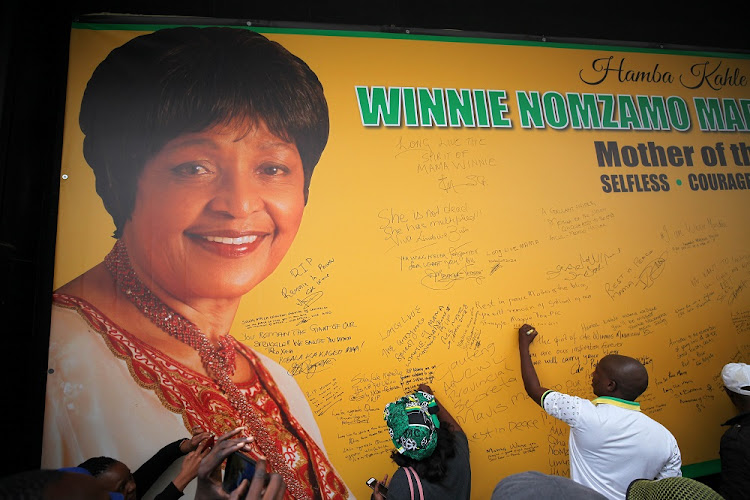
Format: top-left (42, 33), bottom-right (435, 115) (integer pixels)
top-left (259, 164), bottom-right (290, 176)
top-left (172, 163), bottom-right (211, 176)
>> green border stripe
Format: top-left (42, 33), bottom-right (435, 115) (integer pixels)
top-left (71, 22), bottom-right (750, 60)
top-left (682, 459), bottom-right (721, 478)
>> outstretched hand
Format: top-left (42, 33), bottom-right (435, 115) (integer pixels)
top-left (181, 425), bottom-right (213, 453)
top-left (173, 438), bottom-right (212, 491)
top-left (194, 427), bottom-right (286, 500)
top-left (371, 474), bottom-right (389, 500)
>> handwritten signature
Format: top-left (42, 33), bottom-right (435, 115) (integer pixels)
top-left (437, 174), bottom-right (486, 194)
top-left (547, 250), bottom-right (620, 281)
top-left (296, 290), bottom-right (324, 309)
top-left (421, 263), bottom-right (485, 290)
top-left (638, 251), bottom-right (668, 289)
top-left (288, 357), bottom-right (335, 379)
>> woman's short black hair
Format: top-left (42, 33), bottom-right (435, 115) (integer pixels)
top-left (79, 26), bottom-right (330, 238)
top-left (77, 456), bottom-right (118, 477)
top-left (390, 425), bottom-right (456, 483)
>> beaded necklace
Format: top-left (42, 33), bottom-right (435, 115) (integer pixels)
top-left (104, 239), bottom-right (311, 500)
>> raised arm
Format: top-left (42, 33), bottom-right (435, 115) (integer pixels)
top-left (518, 324), bottom-right (549, 406)
top-left (417, 383), bottom-right (464, 434)
top-left (134, 426), bottom-right (211, 499)
top-left (132, 439), bottom-right (187, 496)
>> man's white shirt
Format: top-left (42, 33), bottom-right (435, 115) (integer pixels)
top-left (542, 391), bottom-right (682, 500)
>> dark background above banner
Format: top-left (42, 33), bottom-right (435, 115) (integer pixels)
top-left (64, 1), bottom-right (750, 51)
top-left (0, 0), bottom-right (748, 479)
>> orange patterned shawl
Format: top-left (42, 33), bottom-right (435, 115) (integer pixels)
top-left (53, 293), bottom-right (349, 500)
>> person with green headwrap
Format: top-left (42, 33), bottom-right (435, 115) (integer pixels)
top-left (371, 384), bottom-right (471, 500)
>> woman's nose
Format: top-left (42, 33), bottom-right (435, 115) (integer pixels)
top-left (208, 173), bottom-right (263, 217)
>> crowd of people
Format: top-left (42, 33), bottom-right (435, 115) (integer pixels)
top-left (364, 324), bottom-right (746, 500)
top-left (0, 427), bottom-right (286, 500)
top-left (1, 324), bottom-right (746, 499)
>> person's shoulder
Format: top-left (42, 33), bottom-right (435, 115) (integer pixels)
top-left (391, 467), bottom-right (408, 480)
top-left (51, 266), bottom-right (122, 346)
top-left (453, 430), bottom-right (469, 442)
top-left (544, 390), bottom-right (592, 407)
top-left (543, 392), bottom-right (598, 428)
top-left (636, 410), bottom-right (679, 441)
top-left (452, 431), bottom-right (470, 450)
top-left (544, 390), bottom-right (574, 400)
top-left (55, 263), bottom-right (117, 310)
top-left (722, 411), bottom-right (750, 427)
top-left (450, 431), bottom-right (472, 471)
top-left (386, 467), bottom-right (410, 497)
top-left (50, 295), bottom-right (102, 345)
top-left (447, 430), bottom-right (470, 457)
top-left (493, 471), bottom-right (607, 500)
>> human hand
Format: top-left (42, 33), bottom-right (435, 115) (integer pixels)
top-left (195, 427), bottom-right (286, 500)
top-left (173, 439), bottom-right (212, 491)
top-left (518, 324), bottom-right (538, 347)
top-left (239, 463), bottom-right (285, 500)
top-left (195, 427), bottom-right (252, 500)
top-left (181, 425), bottom-right (213, 453)
top-left (371, 474), bottom-right (389, 500)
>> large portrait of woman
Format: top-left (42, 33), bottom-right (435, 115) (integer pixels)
top-left (42, 26), bottom-right (351, 500)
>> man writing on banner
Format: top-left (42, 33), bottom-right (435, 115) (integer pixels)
top-left (516, 324), bottom-right (682, 500)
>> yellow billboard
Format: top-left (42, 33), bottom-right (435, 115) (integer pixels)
top-left (45, 21), bottom-right (750, 500)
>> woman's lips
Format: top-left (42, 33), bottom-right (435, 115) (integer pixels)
top-left (187, 232), bottom-right (267, 257)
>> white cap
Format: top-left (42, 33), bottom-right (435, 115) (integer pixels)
top-left (722, 363), bottom-right (750, 396)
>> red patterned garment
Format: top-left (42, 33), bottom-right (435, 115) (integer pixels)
top-left (52, 293), bottom-right (349, 500)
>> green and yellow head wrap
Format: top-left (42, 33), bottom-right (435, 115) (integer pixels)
top-left (383, 390), bottom-right (440, 460)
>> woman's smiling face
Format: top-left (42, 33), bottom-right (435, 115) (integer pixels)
top-left (122, 120), bottom-right (306, 302)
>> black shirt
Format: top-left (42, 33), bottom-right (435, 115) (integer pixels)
top-left (133, 439), bottom-right (187, 500)
top-left (386, 432), bottom-right (471, 500)
top-left (719, 411), bottom-right (750, 500)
